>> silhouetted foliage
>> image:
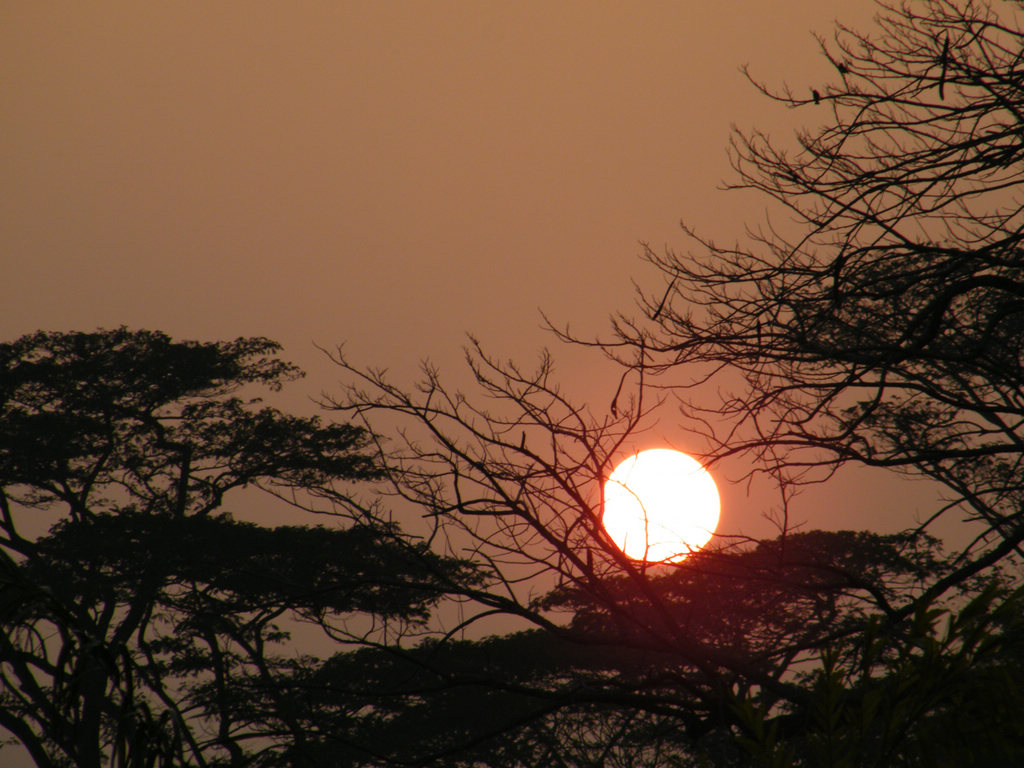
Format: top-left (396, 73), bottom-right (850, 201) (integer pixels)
top-left (0, 329), bottom-right (480, 767)
top-left (733, 581), bottom-right (1024, 767)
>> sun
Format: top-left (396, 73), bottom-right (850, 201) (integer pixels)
top-left (602, 448), bottom-right (720, 563)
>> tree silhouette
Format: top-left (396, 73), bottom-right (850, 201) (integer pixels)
top-left (601, 0), bottom-right (1024, 573)
top-left (326, 341), bottom-right (1024, 765)
top-left (0, 329), bottom-right (479, 767)
top-left (321, 0), bottom-right (1024, 764)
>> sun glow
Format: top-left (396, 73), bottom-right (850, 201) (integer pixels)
top-left (602, 449), bottom-right (720, 563)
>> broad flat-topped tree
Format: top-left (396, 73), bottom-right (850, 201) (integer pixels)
top-left (0, 328), bottom-right (480, 768)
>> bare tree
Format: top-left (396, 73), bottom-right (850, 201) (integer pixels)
top-left (324, 341), bottom-right (964, 765)
top-left (323, 1), bottom-right (1024, 763)
top-left (583, 0), bottom-right (1024, 578)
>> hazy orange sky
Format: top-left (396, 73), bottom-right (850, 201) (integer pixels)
top-left (4, 1), bottom-right (943, 540)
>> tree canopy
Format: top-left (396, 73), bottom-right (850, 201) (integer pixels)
top-left (0, 329), bottom-right (479, 767)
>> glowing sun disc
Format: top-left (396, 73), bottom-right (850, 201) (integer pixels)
top-left (603, 449), bottom-right (720, 563)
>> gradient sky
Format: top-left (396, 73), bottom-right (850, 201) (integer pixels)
top-left (3, 2), bottom-right (945, 543)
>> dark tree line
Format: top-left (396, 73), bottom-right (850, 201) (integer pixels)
top-left (4, 1), bottom-right (1024, 765)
